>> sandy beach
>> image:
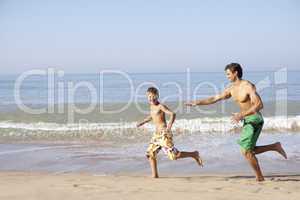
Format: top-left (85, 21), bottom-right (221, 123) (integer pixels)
top-left (1, 0), bottom-right (300, 199)
top-left (0, 172), bottom-right (299, 200)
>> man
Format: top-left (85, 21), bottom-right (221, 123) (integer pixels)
top-left (186, 63), bottom-right (287, 181)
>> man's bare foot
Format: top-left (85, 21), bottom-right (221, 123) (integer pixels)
top-left (256, 176), bottom-right (265, 182)
top-left (194, 151), bottom-right (204, 167)
top-left (152, 175), bottom-right (159, 178)
top-left (275, 142), bottom-right (287, 159)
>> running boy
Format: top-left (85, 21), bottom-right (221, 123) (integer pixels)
top-left (137, 87), bottom-right (203, 178)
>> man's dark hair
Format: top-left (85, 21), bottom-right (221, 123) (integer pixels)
top-left (147, 87), bottom-right (159, 96)
top-left (225, 63), bottom-right (243, 78)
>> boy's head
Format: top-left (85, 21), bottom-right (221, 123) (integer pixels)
top-left (147, 87), bottom-right (159, 105)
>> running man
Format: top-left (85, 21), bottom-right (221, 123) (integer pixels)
top-left (186, 63), bottom-right (287, 181)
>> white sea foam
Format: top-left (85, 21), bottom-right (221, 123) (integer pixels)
top-left (0, 116), bottom-right (299, 139)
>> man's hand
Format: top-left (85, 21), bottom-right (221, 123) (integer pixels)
top-left (231, 113), bottom-right (244, 124)
top-left (136, 122), bottom-right (143, 128)
top-left (185, 101), bottom-right (197, 107)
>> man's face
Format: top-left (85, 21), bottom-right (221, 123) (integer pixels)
top-left (147, 92), bottom-right (158, 105)
top-left (225, 69), bottom-right (237, 82)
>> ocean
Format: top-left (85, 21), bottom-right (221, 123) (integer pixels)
top-left (0, 69), bottom-right (299, 175)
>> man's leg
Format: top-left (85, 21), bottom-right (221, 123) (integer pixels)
top-left (176, 151), bottom-right (203, 166)
top-left (254, 142), bottom-right (287, 159)
top-left (148, 157), bottom-right (159, 178)
top-left (242, 150), bottom-right (265, 182)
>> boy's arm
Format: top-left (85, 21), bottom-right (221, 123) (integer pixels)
top-left (159, 104), bottom-right (176, 131)
top-left (186, 87), bottom-right (231, 106)
top-left (136, 115), bottom-right (152, 128)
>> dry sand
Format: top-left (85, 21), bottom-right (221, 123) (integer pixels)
top-left (0, 172), bottom-right (299, 200)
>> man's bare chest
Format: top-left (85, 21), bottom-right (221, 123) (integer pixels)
top-left (231, 87), bottom-right (249, 103)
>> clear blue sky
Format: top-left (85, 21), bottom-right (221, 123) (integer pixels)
top-left (0, 0), bottom-right (299, 73)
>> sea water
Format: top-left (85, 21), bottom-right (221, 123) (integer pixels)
top-left (0, 70), bottom-right (299, 175)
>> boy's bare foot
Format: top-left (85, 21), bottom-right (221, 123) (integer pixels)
top-left (194, 151), bottom-right (204, 167)
top-left (275, 142), bottom-right (287, 159)
top-left (256, 176), bottom-right (265, 182)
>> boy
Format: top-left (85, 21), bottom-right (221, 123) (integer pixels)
top-left (137, 87), bottom-right (203, 178)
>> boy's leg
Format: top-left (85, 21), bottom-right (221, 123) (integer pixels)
top-left (148, 157), bottom-right (159, 178)
top-left (176, 151), bottom-right (203, 166)
top-left (254, 142), bottom-right (287, 159)
top-left (146, 141), bottom-right (160, 178)
top-left (162, 132), bottom-right (203, 166)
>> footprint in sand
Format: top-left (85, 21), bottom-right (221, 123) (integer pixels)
top-left (252, 188), bottom-right (262, 193)
top-left (208, 187), bottom-right (223, 191)
top-left (214, 187), bottom-right (223, 190)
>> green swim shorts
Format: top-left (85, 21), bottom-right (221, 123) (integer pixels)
top-left (237, 112), bottom-right (264, 151)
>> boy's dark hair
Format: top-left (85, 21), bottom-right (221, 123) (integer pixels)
top-left (225, 63), bottom-right (243, 78)
top-left (147, 87), bottom-right (159, 96)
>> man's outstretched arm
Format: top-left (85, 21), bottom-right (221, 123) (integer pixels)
top-left (186, 88), bottom-right (231, 106)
